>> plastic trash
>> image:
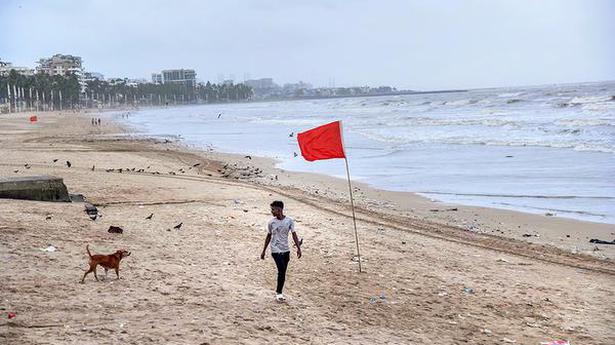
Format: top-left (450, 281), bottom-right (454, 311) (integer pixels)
top-left (540, 341), bottom-right (570, 345)
top-left (43, 245), bottom-right (57, 252)
top-left (8, 312), bottom-right (16, 319)
top-left (463, 287), bottom-right (474, 294)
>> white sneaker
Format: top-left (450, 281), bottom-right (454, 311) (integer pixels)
top-left (275, 293), bottom-right (286, 302)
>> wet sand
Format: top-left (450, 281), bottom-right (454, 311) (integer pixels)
top-left (1, 110), bottom-right (614, 344)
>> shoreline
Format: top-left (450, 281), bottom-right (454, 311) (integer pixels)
top-left (100, 109), bottom-right (615, 260)
top-left (108, 97), bottom-right (615, 225)
top-left (1, 110), bottom-right (615, 344)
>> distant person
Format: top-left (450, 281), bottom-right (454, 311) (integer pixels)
top-left (97, 118), bottom-right (101, 125)
top-left (217, 113), bottom-right (222, 119)
top-left (260, 200), bottom-right (301, 302)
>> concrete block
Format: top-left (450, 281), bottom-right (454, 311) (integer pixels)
top-left (0, 175), bottom-right (70, 202)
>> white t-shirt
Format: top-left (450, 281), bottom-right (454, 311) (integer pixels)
top-left (267, 216), bottom-right (295, 253)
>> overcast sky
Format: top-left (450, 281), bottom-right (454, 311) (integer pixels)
top-left (1, 0), bottom-right (613, 89)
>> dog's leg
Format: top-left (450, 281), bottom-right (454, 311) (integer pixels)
top-left (93, 265), bottom-right (99, 281)
top-left (81, 264), bottom-right (95, 283)
top-left (115, 267), bottom-right (120, 279)
top-left (104, 268), bottom-right (108, 280)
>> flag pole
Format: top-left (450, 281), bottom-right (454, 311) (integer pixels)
top-left (344, 157), bottom-right (362, 273)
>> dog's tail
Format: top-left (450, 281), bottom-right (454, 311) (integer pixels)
top-left (86, 244), bottom-right (93, 258)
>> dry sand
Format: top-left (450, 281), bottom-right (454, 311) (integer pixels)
top-left (1, 110), bottom-right (614, 344)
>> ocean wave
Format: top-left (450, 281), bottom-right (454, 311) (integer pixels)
top-left (355, 129), bottom-right (615, 153)
top-left (493, 202), bottom-right (607, 217)
top-left (569, 95), bottom-right (613, 105)
top-left (498, 92), bottom-right (524, 98)
top-left (419, 191), bottom-right (614, 200)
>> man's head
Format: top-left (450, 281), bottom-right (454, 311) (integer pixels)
top-left (270, 200), bottom-right (284, 218)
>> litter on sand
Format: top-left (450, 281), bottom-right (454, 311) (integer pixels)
top-left (42, 245), bottom-right (57, 252)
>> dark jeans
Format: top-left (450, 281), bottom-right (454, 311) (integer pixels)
top-left (272, 251), bottom-right (290, 294)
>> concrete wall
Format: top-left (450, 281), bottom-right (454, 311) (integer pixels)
top-left (0, 175), bottom-right (70, 202)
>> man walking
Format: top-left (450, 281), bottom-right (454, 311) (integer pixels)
top-left (260, 200), bottom-right (302, 301)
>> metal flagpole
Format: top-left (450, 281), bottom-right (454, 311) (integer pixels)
top-left (344, 157), bottom-right (363, 273)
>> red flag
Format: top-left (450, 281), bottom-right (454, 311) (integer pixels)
top-left (297, 121), bottom-right (346, 161)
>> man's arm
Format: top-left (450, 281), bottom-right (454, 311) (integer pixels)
top-left (292, 232), bottom-right (302, 259)
top-left (260, 233), bottom-right (271, 260)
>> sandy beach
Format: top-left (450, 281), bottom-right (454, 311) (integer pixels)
top-left (1, 110), bottom-right (614, 344)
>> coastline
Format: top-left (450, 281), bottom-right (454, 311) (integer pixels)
top-left (1, 110), bottom-right (614, 344)
top-left (107, 107), bottom-right (615, 259)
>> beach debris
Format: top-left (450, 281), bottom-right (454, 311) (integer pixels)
top-left (293, 152), bottom-right (298, 157)
top-left (243, 209), bottom-right (249, 213)
top-left (545, 212), bottom-right (555, 216)
top-left (52, 159), bottom-right (58, 162)
top-left (173, 222), bottom-right (183, 230)
top-left (522, 233), bottom-right (539, 238)
top-left (66, 161), bottom-right (72, 168)
top-left (105, 168), bottom-right (114, 172)
top-left (13, 170), bottom-right (19, 173)
top-left (540, 341), bottom-right (570, 345)
top-left (192, 163), bottom-right (201, 167)
top-left (368, 293), bottom-right (386, 304)
top-left (7, 312), bottom-right (16, 319)
top-left (91, 165), bottom-right (95, 171)
top-left (84, 203), bottom-right (98, 220)
top-left (351, 255), bottom-right (366, 263)
top-left (501, 338), bottom-right (516, 343)
top-left (45, 215), bottom-right (52, 220)
top-left (589, 238), bottom-right (615, 245)
top-left (145, 213), bottom-right (154, 220)
top-left (289, 132), bottom-right (294, 137)
top-left (108, 226), bottom-right (124, 234)
top-left (42, 244), bottom-right (57, 252)
top-left (505, 155), bottom-right (514, 158)
top-left (24, 163), bottom-right (31, 169)
top-left (401, 241), bottom-right (406, 245)
top-left (463, 287), bottom-right (475, 294)
top-left (244, 155), bottom-right (252, 160)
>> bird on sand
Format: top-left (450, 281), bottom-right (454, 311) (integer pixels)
top-left (145, 213), bottom-right (153, 220)
top-left (66, 161), bottom-right (72, 168)
top-left (173, 222), bottom-right (183, 230)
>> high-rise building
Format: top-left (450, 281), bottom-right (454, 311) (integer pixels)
top-left (37, 54), bottom-right (83, 76)
top-left (244, 78), bottom-right (277, 90)
top-left (151, 73), bottom-right (163, 84)
top-left (161, 69), bottom-right (196, 87)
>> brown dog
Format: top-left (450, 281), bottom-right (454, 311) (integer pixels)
top-left (81, 245), bottom-right (131, 283)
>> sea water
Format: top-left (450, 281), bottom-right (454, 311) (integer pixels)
top-left (112, 81), bottom-right (615, 224)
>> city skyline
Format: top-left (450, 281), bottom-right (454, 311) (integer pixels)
top-left (1, 0), bottom-right (614, 90)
